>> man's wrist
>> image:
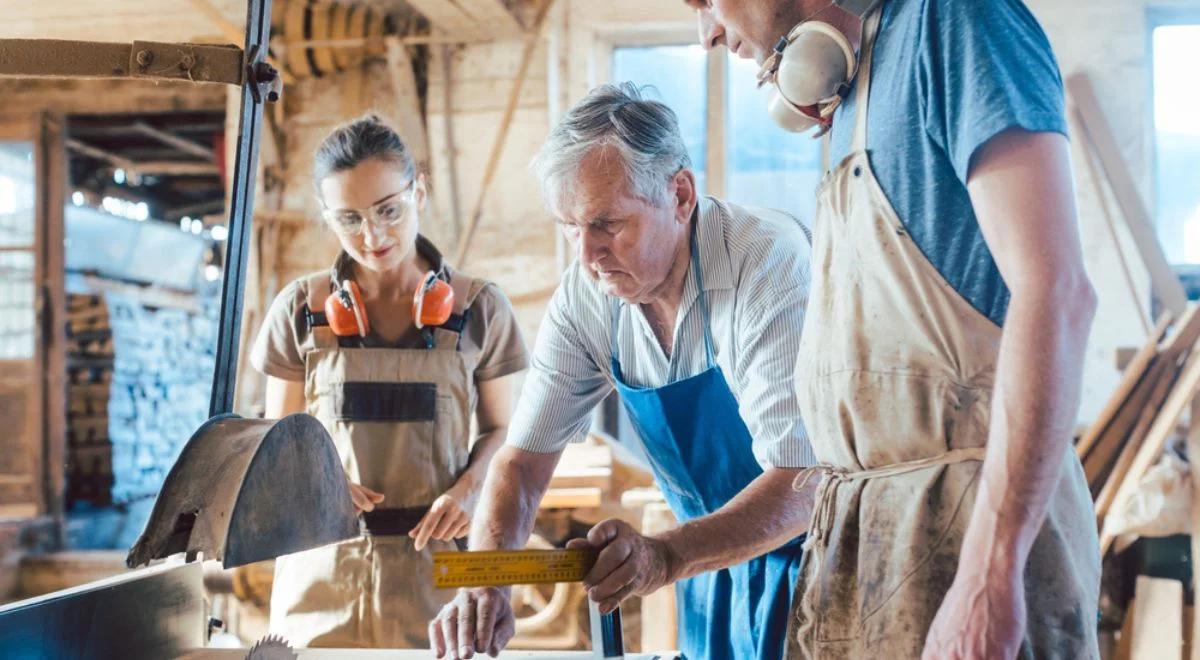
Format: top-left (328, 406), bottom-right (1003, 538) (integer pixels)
top-left (654, 529), bottom-right (689, 585)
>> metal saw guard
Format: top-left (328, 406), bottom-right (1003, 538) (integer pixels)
top-left (126, 413), bottom-right (359, 569)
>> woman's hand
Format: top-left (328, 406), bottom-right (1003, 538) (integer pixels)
top-left (410, 485), bottom-right (474, 552)
top-left (348, 481), bottom-right (385, 513)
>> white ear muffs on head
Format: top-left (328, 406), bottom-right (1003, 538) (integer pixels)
top-left (762, 21), bottom-right (858, 134)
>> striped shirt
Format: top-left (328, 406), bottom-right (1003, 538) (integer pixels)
top-left (508, 197), bottom-right (816, 469)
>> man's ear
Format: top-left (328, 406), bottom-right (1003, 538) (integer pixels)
top-left (672, 168), bottom-right (698, 224)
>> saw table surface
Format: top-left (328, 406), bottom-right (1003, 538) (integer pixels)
top-left (179, 651), bottom-right (677, 659)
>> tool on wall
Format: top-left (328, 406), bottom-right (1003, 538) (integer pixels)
top-left (433, 549), bottom-right (626, 659)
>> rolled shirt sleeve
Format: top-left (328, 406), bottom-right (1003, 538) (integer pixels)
top-left (506, 275), bottom-right (614, 454)
top-left (249, 281), bottom-right (307, 382)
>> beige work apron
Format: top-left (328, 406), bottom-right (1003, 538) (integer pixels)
top-left (786, 10), bottom-right (1100, 658)
top-left (269, 265), bottom-right (484, 649)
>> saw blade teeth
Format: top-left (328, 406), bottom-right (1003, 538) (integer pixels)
top-left (246, 634), bottom-right (297, 660)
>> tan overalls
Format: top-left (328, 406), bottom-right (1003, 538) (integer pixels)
top-left (269, 252), bottom-right (485, 648)
top-left (787, 10), bottom-right (1100, 658)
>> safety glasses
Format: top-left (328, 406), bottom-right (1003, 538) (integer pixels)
top-left (321, 184), bottom-right (416, 236)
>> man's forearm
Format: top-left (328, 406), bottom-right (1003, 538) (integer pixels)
top-left (469, 444), bottom-right (558, 552)
top-left (657, 468), bottom-right (814, 581)
top-left (454, 427), bottom-right (508, 497)
top-left (964, 283), bottom-right (1095, 573)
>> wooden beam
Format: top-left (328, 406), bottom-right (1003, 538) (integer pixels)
top-left (454, 0), bottom-right (557, 266)
top-left (1067, 73), bottom-right (1188, 317)
top-left (384, 38), bottom-right (431, 170)
top-left (405, 0), bottom-right (488, 41)
top-left (66, 139), bottom-right (219, 178)
top-left (65, 138), bottom-right (135, 171)
top-left (131, 122), bottom-right (216, 161)
top-left (439, 46), bottom-right (465, 243)
top-left (452, 0), bottom-right (523, 35)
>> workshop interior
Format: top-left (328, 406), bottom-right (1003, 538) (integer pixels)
top-left (2, 0), bottom-right (1200, 658)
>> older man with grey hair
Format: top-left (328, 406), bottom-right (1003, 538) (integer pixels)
top-left (428, 83), bottom-right (815, 660)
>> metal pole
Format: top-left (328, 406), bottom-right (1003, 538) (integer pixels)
top-left (209, 0), bottom-right (275, 416)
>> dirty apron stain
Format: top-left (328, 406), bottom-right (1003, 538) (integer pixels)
top-left (785, 10), bottom-right (1099, 659)
top-left (610, 234), bottom-right (804, 660)
top-left (269, 265), bottom-right (483, 649)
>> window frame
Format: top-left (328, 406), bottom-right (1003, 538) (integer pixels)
top-left (1146, 8), bottom-right (1200, 270)
top-left (593, 30), bottom-right (730, 197)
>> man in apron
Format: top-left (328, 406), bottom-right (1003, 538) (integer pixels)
top-left (429, 83), bottom-right (816, 660)
top-left (689, 0), bottom-right (1101, 657)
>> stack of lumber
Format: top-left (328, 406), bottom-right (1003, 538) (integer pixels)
top-left (1077, 304), bottom-right (1200, 555)
top-left (106, 293), bottom-right (216, 505)
top-left (63, 291), bottom-right (217, 508)
top-left (65, 294), bottom-right (115, 506)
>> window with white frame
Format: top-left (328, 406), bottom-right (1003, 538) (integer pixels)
top-left (611, 45), bottom-right (824, 223)
top-left (1151, 19), bottom-right (1200, 266)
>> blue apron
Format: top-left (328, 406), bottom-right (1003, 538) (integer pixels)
top-left (608, 238), bottom-right (804, 660)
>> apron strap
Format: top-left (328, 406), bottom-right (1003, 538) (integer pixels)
top-left (820, 132), bottom-right (832, 177)
top-left (850, 8), bottom-right (883, 154)
top-left (300, 271), bottom-right (339, 351)
top-left (690, 221), bottom-right (716, 369)
top-left (429, 273), bottom-right (487, 352)
top-left (608, 213), bottom-right (716, 371)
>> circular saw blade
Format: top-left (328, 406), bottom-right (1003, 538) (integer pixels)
top-left (246, 634), bottom-right (298, 660)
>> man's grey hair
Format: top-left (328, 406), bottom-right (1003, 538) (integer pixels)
top-left (532, 82), bottom-right (692, 212)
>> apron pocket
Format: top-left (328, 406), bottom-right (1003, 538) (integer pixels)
top-left (334, 382), bottom-right (438, 422)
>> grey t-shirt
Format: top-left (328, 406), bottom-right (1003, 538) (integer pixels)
top-left (250, 275), bottom-right (529, 384)
top-left (827, 0), bottom-right (1068, 326)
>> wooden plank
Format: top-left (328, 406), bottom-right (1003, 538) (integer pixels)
top-left (1066, 73), bottom-right (1188, 316)
top-left (1102, 348), bottom-right (1200, 554)
top-left (1085, 353), bottom-right (1173, 488)
top-left (1078, 313), bottom-right (1173, 461)
top-left (1094, 355), bottom-right (1180, 521)
top-left (539, 487), bottom-right (601, 509)
top-left (1068, 105), bottom-right (1152, 333)
top-left (1130, 576), bottom-right (1184, 659)
top-left (131, 121), bottom-right (215, 161)
top-left (1189, 395), bottom-right (1200, 660)
top-left (640, 501), bottom-right (677, 653)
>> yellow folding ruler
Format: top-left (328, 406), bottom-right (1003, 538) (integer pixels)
top-left (432, 548), bottom-right (597, 589)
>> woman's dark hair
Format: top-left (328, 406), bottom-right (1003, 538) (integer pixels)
top-left (313, 113), bottom-right (415, 189)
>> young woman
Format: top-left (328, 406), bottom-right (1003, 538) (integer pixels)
top-left (249, 114), bottom-right (528, 648)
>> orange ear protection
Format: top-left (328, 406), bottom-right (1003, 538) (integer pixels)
top-left (412, 271), bottom-right (454, 329)
top-left (324, 279), bottom-right (371, 337)
top-left (324, 272), bottom-right (454, 337)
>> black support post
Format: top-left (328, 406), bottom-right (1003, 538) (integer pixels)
top-left (209, 0), bottom-right (276, 416)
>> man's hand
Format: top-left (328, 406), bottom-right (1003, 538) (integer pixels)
top-left (922, 568), bottom-right (1025, 659)
top-left (428, 586), bottom-right (514, 659)
top-left (348, 482), bottom-right (385, 513)
top-left (411, 489), bottom-right (473, 552)
top-left (567, 519), bottom-right (679, 614)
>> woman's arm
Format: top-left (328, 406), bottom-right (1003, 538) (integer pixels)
top-left (410, 373), bottom-right (519, 550)
top-left (264, 375), bottom-right (306, 418)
